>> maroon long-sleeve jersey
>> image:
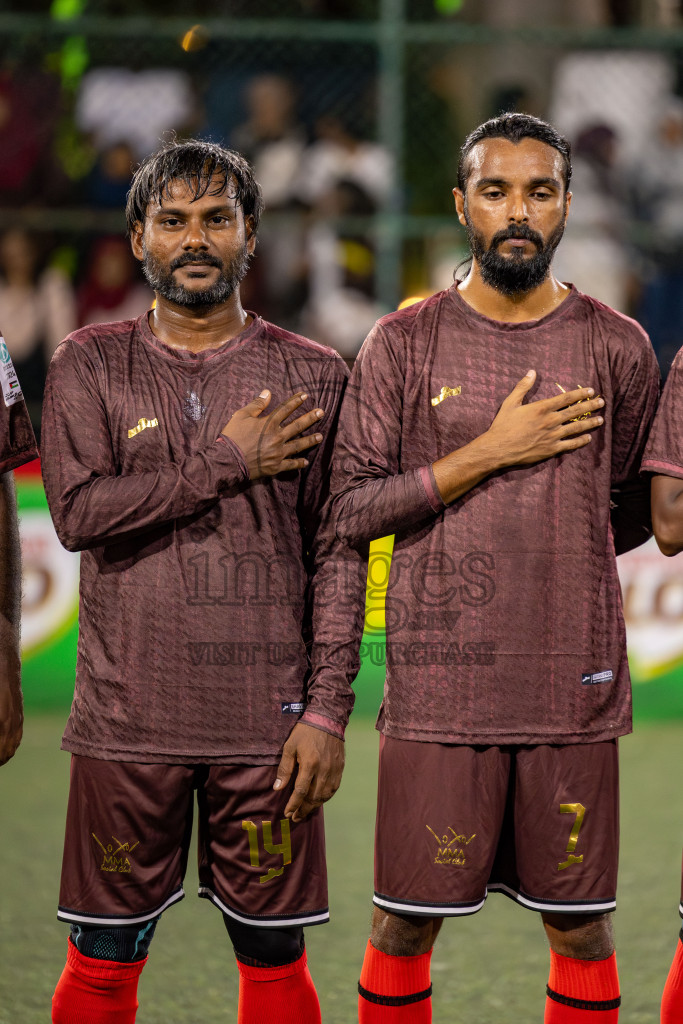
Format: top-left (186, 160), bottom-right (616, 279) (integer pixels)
top-left (0, 332), bottom-right (38, 472)
top-left (642, 347), bottom-right (683, 478)
top-left (41, 313), bottom-right (363, 763)
top-left (332, 284), bottom-right (660, 746)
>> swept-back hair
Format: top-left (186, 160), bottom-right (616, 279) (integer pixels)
top-left (457, 113), bottom-right (572, 193)
top-left (125, 138), bottom-right (264, 235)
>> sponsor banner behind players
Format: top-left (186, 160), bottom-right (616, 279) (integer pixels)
top-left (16, 461), bottom-right (79, 708)
top-left (15, 465), bottom-right (683, 719)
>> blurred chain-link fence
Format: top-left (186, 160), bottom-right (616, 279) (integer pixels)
top-left (1, 2), bottom-right (683, 429)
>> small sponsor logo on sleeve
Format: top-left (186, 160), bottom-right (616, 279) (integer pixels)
top-left (0, 336), bottom-right (24, 407)
top-left (281, 701), bottom-right (306, 714)
top-left (581, 669), bottom-right (613, 686)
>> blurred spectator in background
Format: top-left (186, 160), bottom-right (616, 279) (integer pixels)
top-left (630, 97), bottom-right (683, 375)
top-left (83, 141), bottom-right (136, 208)
top-left (231, 73), bottom-right (309, 326)
top-left (297, 111), bottom-right (393, 359)
top-left (75, 67), bottom-right (199, 160)
top-left (295, 110), bottom-right (392, 211)
top-left (0, 228), bottom-right (76, 436)
top-left (232, 74), bottom-right (307, 209)
top-left (0, 61), bottom-right (71, 206)
top-left (301, 178), bottom-right (386, 362)
top-left (77, 235), bottom-right (153, 328)
top-left (553, 122), bottom-right (631, 312)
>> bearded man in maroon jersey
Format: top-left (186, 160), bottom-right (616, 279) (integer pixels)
top-left (641, 357), bottom-right (683, 1023)
top-left (41, 139), bottom-right (362, 1024)
top-left (331, 113), bottom-right (660, 1023)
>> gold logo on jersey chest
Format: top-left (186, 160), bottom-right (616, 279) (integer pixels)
top-left (127, 417), bottom-right (159, 438)
top-left (431, 385), bottom-right (462, 406)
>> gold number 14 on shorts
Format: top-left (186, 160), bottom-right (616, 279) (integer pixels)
top-left (242, 819), bottom-right (293, 883)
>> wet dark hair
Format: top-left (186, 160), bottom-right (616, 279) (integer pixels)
top-left (457, 113), bottom-right (572, 194)
top-left (125, 138), bottom-right (264, 236)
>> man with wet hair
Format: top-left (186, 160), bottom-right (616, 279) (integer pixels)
top-left (332, 113), bottom-right (660, 1022)
top-left (43, 138), bottom-right (362, 1024)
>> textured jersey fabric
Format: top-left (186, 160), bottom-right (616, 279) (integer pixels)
top-left (642, 346), bottom-right (683, 478)
top-left (0, 349), bottom-right (38, 472)
top-left (332, 283), bottom-right (660, 746)
top-left (41, 313), bottom-right (363, 763)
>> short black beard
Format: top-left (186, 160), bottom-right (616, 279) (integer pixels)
top-left (141, 246), bottom-right (250, 309)
top-left (465, 215), bottom-right (566, 297)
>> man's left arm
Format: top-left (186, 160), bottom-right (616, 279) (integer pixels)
top-left (642, 346), bottom-right (683, 555)
top-left (0, 473), bottom-right (24, 765)
top-left (609, 327), bottom-right (661, 555)
top-left (274, 357), bottom-right (365, 822)
top-left (0, 346), bottom-right (39, 764)
top-left (650, 475), bottom-right (683, 556)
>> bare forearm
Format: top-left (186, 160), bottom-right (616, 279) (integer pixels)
top-left (0, 473), bottom-right (21, 656)
top-left (0, 472), bottom-right (23, 765)
top-left (432, 430), bottom-right (505, 504)
top-left (652, 475), bottom-right (683, 556)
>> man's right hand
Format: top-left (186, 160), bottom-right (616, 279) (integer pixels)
top-left (432, 370), bottom-right (605, 505)
top-left (222, 390), bottom-right (325, 479)
top-left (486, 370), bottom-right (605, 468)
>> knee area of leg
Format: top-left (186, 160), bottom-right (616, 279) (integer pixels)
top-left (223, 915), bottom-right (304, 967)
top-left (69, 916), bottom-right (160, 963)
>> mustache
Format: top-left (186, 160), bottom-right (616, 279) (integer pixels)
top-left (170, 254), bottom-right (223, 270)
top-left (490, 224), bottom-right (544, 249)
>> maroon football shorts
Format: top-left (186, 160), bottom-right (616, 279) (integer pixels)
top-left (373, 735), bottom-right (618, 918)
top-left (57, 755), bottom-right (328, 929)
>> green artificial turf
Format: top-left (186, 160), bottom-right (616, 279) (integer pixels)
top-left (0, 714), bottom-right (680, 1022)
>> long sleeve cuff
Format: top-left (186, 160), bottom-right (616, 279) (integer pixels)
top-left (418, 464), bottom-right (446, 513)
top-left (300, 710), bottom-right (346, 740)
top-left (213, 435), bottom-right (250, 483)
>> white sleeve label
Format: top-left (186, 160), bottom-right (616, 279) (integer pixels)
top-left (0, 336), bottom-right (24, 407)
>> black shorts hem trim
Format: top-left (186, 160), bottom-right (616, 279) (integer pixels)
top-left (198, 885), bottom-right (329, 928)
top-left (358, 983), bottom-right (432, 1006)
top-left (546, 986), bottom-right (621, 1010)
top-left (57, 887), bottom-right (185, 927)
top-left (373, 890), bottom-right (486, 917)
top-left (488, 882), bottom-right (616, 915)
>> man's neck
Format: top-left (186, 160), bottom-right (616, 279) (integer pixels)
top-left (148, 294), bottom-right (252, 353)
top-left (457, 265), bottom-right (570, 323)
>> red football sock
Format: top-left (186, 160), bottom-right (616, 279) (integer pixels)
top-left (52, 941), bottom-right (145, 1024)
top-left (545, 949), bottom-right (620, 1022)
top-left (236, 949), bottom-right (321, 1024)
top-left (358, 939), bottom-right (433, 1022)
top-left (661, 937), bottom-right (683, 1023)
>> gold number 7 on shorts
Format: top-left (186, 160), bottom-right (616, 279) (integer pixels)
top-left (557, 803), bottom-right (586, 871)
top-left (242, 819), bottom-right (293, 884)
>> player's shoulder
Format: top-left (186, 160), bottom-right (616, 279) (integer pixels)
top-left (258, 318), bottom-right (349, 378)
top-left (52, 317), bottom-right (142, 365)
top-left (571, 288), bottom-right (651, 348)
top-left (666, 344), bottom-right (683, 378)
top-left (358, 290), bottom-right (448, 366)
top-left (375, 289), bottom-right (446, 333)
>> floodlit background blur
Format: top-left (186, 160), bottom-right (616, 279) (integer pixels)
top-left (3, 2), bottom-right (683, 1021)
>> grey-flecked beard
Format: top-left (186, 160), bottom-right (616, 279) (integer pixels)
top-left (142, 246), bottom-right (250, 308)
